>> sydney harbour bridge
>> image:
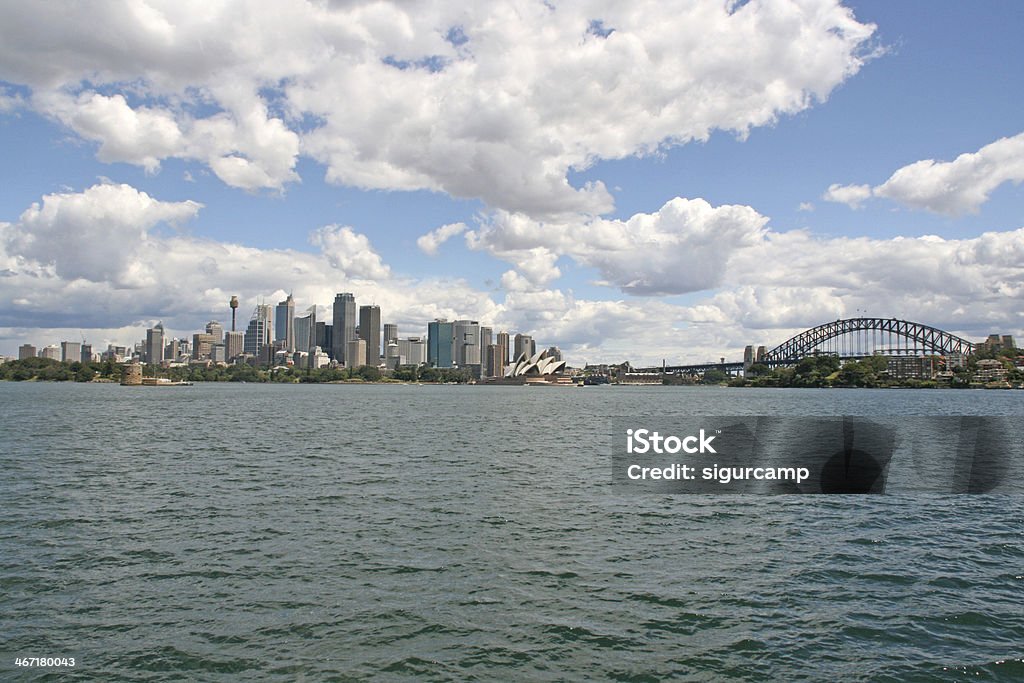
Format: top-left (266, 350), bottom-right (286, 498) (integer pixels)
top-left (638, 317), bottom-right (978, 375)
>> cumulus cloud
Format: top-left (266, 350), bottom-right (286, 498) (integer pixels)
top-left (874, 132), bottom-right (1024, 214)
top-left (4, 182), bottom-right (201, 286)
top-left (824, 131), bottom-right (1024, 215)
top-left (416, 222), bottom-right (467, 255)
top-left (468, 197), bottom-right (769, 294)
top-left (822, 183), bottom-right (872, 209)
top-left (0, 0), bottom-right (877, 213)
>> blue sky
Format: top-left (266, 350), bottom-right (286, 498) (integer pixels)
top-left (0, 1), bottom-right (1022, 363)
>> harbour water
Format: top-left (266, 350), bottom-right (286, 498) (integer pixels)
top-left (2, 383), bottom-right (1023, 681)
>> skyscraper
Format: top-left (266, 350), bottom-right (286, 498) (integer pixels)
top-left (513, 333), bottom-right (533, 361)
top-left (359, 304), bottom-right (381, 366)
top-left (225, 331), bottom-right (245, 360)
top-left (275, 294), bottom-right (295, 352)
top-left (496, 331), bottom-right (510, 365)
top-left (295, 305), bottom-right (316, 355)
top-left (383, 323), bottom-right (398, 348)
top-left (61, 341), bottom-right (81, 364)
top-left (18, 344), bottom-right (36, 360)
top-left (145, 324), bottom-right (165, 365)
top-left (244, 305), bottom-right (272, 356)
top-left (480, 326), bottom-right (493, 356)
top-left (486, 344), bottom-right (504, 378)
top-left (427, 319), bottom-right (454, 368)
top-left (453, 320), bottom-right (480, 367)
top-left (332, 293), bottom-right (356, 364)
top-left (206, 321), bottom-right (224, 344)
top-left (347, 339), bottom-right (367, 368)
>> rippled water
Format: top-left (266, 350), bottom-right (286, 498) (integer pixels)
top-left (2, 383), bottom-right (1023, 681)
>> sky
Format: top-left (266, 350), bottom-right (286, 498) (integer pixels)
top-left (0, 0), bottom-right (1022, 365)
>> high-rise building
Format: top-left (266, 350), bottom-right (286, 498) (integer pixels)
top-left (145, 324), bottom-right (165, 365)
top-left (359, 304), bottom-right (381, 366)
top-left (243, 305), bottom-right (272, 356)
top-left (383, 323), bottom-right (398, 348)
top-left (211, 344), bottom-right (227, 363)
top-left (81, 344), bottom-right (93, 363)
top-left (61, 341), bottom-right (81, 364)
top-left (225, 331), bottom-right (245, 360)
top-left (315, 322), bottom-right (332, 355)
top-left (427, 319), bottom-right (454, 368)
top-left (453, 320), bottom-right (480, 367)
top-left (332, 293), bottom-right (356, 364)
top-left (480, 326), bottom-right (493, 355)
top-left (513, 333), bottom-right (533, 361)
top-left (193, 333), bottom-right (216, 359)
top-left (275, 294), bottom-right (295, 352)
top-left (384, 342), bottom-right (402, 370)
top-left (205, 321), bottom-right (224, 344)
top-left (347, 339), bottom-right (367, 368)
top-left (486, 344), bottom-right (504, 378)
top-left (40, 345), bottom-right (61, 360)
top-left (295, 306), bottom-right (316, 355)
top-left (165, 339), bottom-right (180, 361)
top-left (546, 346), bottom-right (562, 362)
top-left (398, 337), bottom-right (426, 366)
top-left (496, 331), bottom-right (510, 365)
top-left (19, 344), bottom-right (36, 360)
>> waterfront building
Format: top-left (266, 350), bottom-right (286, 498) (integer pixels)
top-left (312, 347), bottom-right (330, 369)
top-left (359, 304), bottom-right (381, 366)
top-left (275, 294), bottom-right (295, 352)
top-left (225, 331), bottom-right (245, 360)
top-left (496, 331), bottom-right (510, 365)
top-left (205, 321), bottom-right (224, 344)
top-left (61, 341), bottom-right (81, 364)
top-left (514, 333), bottom-right (533, 360)
top-left (453, 320), bottom-right (480, 367)
top-left (40, 345), bottom-right (61, 360)
top-left (145, 324), bottom-right (165, 365)
top-left (347, 339), bottom-right (367, 368)
top-left (332, 293), bottom-right (356, 364)
top-left (383, 323), bottom-right (398, 348)
top-left (428, 319), bottom-right (454, 368)
top-left (243, 305), bottom-right (272, 356)
top-left (81, 344), bottom-right (93, 363)
top-left (19, 344), bottom-right (36, 360)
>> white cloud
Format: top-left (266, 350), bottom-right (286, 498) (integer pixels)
top-left (416, 222), bottom-right (467, 255)
top-left (824, 132), bottom-right (1024, 215)
top-left (822, 182), bottom-right (872, 209)
top-left (309, 224), bottom-right (391, 281)
top-left (798, 201), bottom-right (814, 212)
top-left (873, 132), bottom-right (1024, 215)
top-left (0, 0), bottom-right (877, 213)
top-left (468, 197), bottom-right (769, 294)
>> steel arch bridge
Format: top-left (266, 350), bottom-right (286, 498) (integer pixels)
top-left (762, 317), bottom-right (975, 364)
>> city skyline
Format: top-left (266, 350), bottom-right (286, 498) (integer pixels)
top-left (1, 2), bottom-right (1022, 365)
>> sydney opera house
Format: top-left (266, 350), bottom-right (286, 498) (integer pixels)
top-left (481, 349), bottom-right (573, 385)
